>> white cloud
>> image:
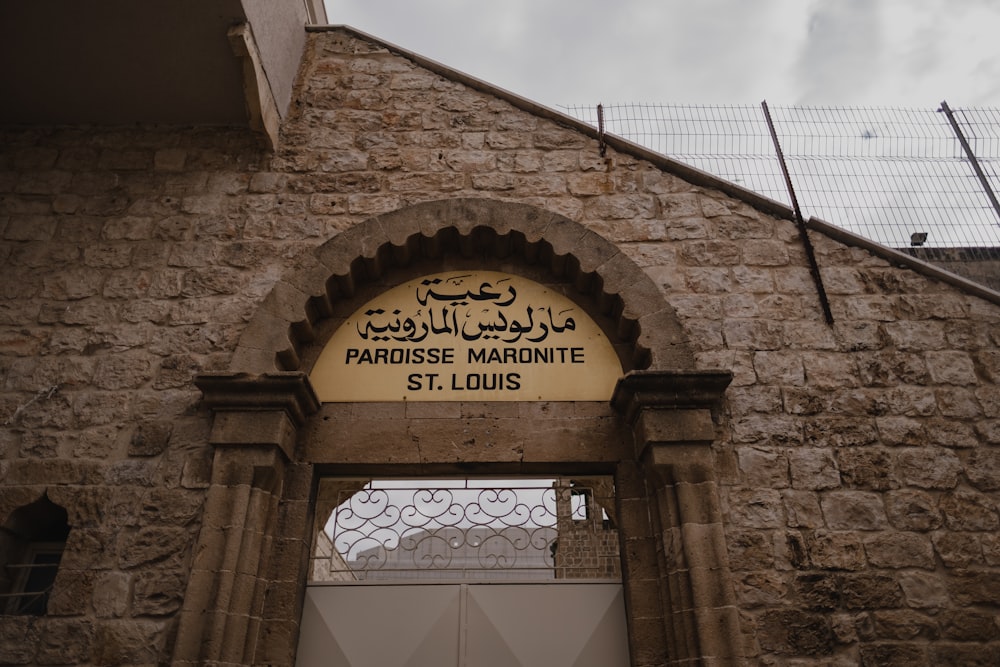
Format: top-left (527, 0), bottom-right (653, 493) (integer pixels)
top-left (792, 0), bottom-right (883, 105)
top-left (323, 0), bottom-right (1000, 107)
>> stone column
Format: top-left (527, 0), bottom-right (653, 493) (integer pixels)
top-left (172, 373), bottom-right (318, 666)
top-left (612, 370), bottom-right (743, 667)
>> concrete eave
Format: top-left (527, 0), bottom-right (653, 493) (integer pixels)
top-left (0, 0), bottom-right (324, 135)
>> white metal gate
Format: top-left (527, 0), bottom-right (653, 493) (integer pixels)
top-left (297, 479), bottom-right (630, 667)
top-left (296, 582), bottom-right (630, 667)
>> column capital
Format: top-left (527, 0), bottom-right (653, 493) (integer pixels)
top-left (611, 370), bottom-right (732, 424)
top-left (195, 372), bottom-right (320, 458)
top-left (196, 371), bottom-right (320, 425)
top-left (611, 370), bottom-right (732, 462)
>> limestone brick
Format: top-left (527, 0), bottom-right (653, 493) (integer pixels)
top-left (735, 571), bottom-right (788, 608)
top-left (932, 531), bottom-right (984, 568)
top-left (724, 488), bottom-right (785, 528)
top-left (47, 568), bottom-right (95, 616)
top-left (858, 642), bottom-right (927, 665)
top-left (863, 532), bottom-right (935, 569)
top-left (132, 570), bottom-right (187, 616)
top-left (781, 387), bottom-right (830, 420)
top-left (663, 217), bottom-right (710, 241)
top-left (685, 266), bottom-right (733, 293)
top-left (732, 265), bottom-right (775, 293)
top-left (679, 239), bottom-right (742, 266)
top-left (925, 350), bottom-right (979, 385)
top-left (977, 384), bottom-right (1000, 417)
top-left (727, 530), bottom-right (775, 571)
top-left (90, 619), bottom-right (166, 665)
top-left (92, 571), bottom-right (131, 618)
top-left (841, 572), bottom-right (903, 609)
top-left (965, 447), bottom-right (1000, 489)
top-left (820, 491), bottom-right (888, 530)
top-left (755, 609), bottom-right (834, 656)
top-left (723, 318), bottom-right (784, 350)
top-left (946, 570), bottom-right (1000, 606)
top-left (884, 385), bottom-right (938, 416)
top-left (731, 413), bottom-right (803, 445)
top-left (897, 571), bottom-right (951, 608)
top-left (742, 239), bottom-right (790, 267)
top-left (939, 490), bottom-right (999, 531)
top-left (871, 609), bottom-right (939, 640)
top-left (897, 447), bottom-right (962, 489)
top-left (781, 490), bottom-right (825, 529)
top-left (792, 572), bottom-right (838, 611)
top-left (940, 609), bottom-right (1000, 641)
top-left (883, 320), bottom-right (948, 351)
top-left (789, 449), bottom-right (841, 491)
top-left (926, 420), bottom-right (979, 449)
top-left (929, 644), bottom-right (1000, 666)
top-left (737, 447), bottom-right (789, 488)
top-left (118, 526), bottom-right (191, 569)
top-left (749, 351), bottom-right (803, 387)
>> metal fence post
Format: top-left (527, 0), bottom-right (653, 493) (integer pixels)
top-left (939, 100), bottom-right (1000, 227)
top-left (761, 101), bottom-right (835, 325)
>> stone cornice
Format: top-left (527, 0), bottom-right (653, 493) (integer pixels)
top-left (611, 370), bottom-right (733, 424)
top-left (195, 372), bottom-right (320, 427)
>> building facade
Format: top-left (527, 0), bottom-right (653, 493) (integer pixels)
top-left (2, 17), bottom-right (1000, 667)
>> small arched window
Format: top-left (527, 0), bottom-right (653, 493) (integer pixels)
top-left (0, 496), bottom-right (70, 615)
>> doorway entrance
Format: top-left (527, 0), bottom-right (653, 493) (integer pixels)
top-left (296, 478), bottom-right (630, 667)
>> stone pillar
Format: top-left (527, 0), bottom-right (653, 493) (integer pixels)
top-left (612, 370), bottom-right (742, 667)
top-left (615, 459), bottom-right (671, 667)
top-left (172, 373), bottom-right (318, 666)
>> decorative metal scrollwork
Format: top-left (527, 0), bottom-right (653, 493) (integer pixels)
top-left (312, 479), bottom-right (620, 581)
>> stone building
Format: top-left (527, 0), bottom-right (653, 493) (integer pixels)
top-left (2, 3), bottom-right (1000, 665)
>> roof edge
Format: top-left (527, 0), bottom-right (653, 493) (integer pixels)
top-left (308, 25), bottom-right (795, 222)
top-left (808, 216), bottom-right (1000, 307)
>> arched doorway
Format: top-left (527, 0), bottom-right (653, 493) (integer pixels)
top-left (301, 476), bottom-right (629, 666)
top-left (174, 199), bottom-right (741, 666)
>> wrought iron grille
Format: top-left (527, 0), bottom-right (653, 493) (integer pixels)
top-left (0, 551), bottom-right (61, 615)
top-left (311, 478), bottom-right (620, 582)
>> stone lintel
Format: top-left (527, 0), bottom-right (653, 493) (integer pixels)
top-left (611, 369), bottom-right (732, 425)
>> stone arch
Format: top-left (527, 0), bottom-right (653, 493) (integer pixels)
top-left (185, 198), bottom-right (742, 665)
top-left (229, 198), bottom-right (695, 376)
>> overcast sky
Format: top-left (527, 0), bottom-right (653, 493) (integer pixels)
top-left (321, 0), bottom-right (1000, 109)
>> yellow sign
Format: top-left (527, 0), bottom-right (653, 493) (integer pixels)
top-left (310, 272), bottom-right (623, 402)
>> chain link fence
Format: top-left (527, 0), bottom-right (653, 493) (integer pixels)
top-left (561, 103), bottom-right (1000, 249)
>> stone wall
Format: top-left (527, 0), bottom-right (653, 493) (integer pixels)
top-left (1, 26), bottom-right (999, 666)
top-left (0, 125), bottom-right (271, 664)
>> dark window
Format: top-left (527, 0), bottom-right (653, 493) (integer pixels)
top-left (0, 496), bottom-right (70, 615)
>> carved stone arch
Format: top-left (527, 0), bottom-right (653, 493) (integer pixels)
top-left (229, 198), bottom-right (695, 376)
top-left (182, 198), bottom-right (744, 666)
